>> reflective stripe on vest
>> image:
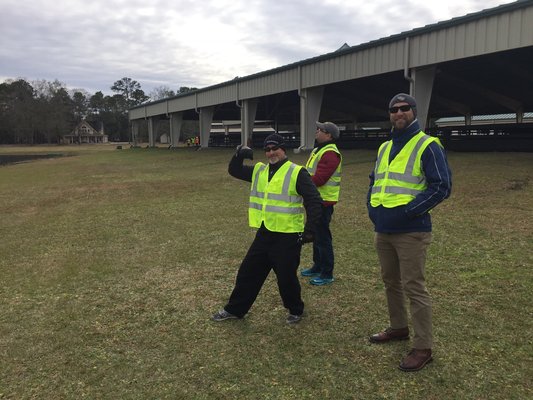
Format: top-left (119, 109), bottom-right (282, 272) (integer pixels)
top-left (370, 132), bottom-right (441, 208)
top-left (305, 143), bottom-right (342, 201)
top-left (249, 161), bottom-right (304, 232)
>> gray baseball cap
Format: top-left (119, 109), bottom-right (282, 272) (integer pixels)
top-left (316, 121), bottom-right (340, 139)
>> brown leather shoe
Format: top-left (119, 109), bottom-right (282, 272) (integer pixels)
top-left (369, 327), bottom-right (409, 343)
top-left (399, 349), bottom-right (433, 372)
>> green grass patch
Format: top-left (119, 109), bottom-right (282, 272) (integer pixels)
top-left (1, 145), bottom-right (532, 399)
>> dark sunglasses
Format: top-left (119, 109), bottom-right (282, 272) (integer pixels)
top-left (389, 105), bottom-right (412, 113)
top-left (264, 145), bottom-right (280, 152)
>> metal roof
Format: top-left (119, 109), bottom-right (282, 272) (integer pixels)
top-left (129, 0), bottom-right (533, 125)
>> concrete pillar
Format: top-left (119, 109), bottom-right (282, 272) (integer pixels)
top-left (170, 113), bottom-right (183, 147)
top-left (199, 107), bottom-right (214, 148)
top-left (299, 86), bottom-right (324, 150)
top-left (240, 99), bottom-right (258, 146)
top-left (411, 66), bottom-right (436, 130)
top-left (131, 120), bottom-right (140, 146)
top-left (465, 114), bottom-right (472, 125)
top-left (147, 118), bottom-right (155, 147)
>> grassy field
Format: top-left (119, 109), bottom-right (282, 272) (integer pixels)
top-left (0, 144), bottom-right (532, 399)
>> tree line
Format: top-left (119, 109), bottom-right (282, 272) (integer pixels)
top-left (0, 77), bottom-right (196, 144)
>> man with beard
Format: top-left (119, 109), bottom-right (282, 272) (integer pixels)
top-left (367, 93), bottom-right (452, 371)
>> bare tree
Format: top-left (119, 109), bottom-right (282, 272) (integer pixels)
top-left (149, 85), bottom-right (176, 101)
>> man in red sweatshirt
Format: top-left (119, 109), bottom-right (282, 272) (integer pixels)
top-left (300, 122), bottom-right (342, 285)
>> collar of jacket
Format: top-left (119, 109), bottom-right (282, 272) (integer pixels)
top-left (390, 119), bottom-right (421, 145)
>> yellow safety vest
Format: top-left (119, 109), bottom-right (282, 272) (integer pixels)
top-left (306, 143), bottom-right (342, 202)
top-left (370, 132), bottom-right (442, 208)
top-left (249, 161), bottom-right (304, 233)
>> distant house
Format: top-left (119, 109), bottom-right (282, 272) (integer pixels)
top-left (62, 120), bottom-right (108, 144)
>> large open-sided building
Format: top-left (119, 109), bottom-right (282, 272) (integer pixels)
top-left (129, 1), bottom-right (533, 151)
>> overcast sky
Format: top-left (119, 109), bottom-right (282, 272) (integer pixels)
top-left (0, 0), bottom-right (513, 96)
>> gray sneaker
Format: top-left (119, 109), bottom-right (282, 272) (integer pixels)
top-left (212, 309), bottom-right (240, 322)
top-left (286, 314), bottom-right (302, 324)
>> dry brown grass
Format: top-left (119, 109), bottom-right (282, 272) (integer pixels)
top-left (0, 145), bottom-right (531, 399)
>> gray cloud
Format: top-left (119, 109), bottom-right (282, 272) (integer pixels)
top-left (0, 0), bottom-right (509, 95)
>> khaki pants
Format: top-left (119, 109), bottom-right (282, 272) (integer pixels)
top-left (375, 232), bottom-right (433, 349)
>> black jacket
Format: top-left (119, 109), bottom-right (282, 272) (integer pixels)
top-left (229, 152), bottom-right (322, 234)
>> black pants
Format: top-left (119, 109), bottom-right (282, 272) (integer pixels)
top-left (225, 228), bottom-right (304, 318)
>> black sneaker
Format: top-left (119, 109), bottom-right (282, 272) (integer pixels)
top-left (212, 309), bottom-right (240, 322)
top-left (286, 314), bottom-right (302, 324)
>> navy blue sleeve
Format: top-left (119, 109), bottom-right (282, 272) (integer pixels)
top-left (405, 141), bottom-right (452, 218)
